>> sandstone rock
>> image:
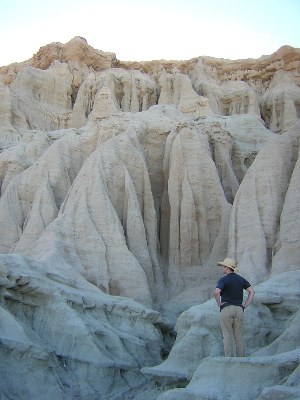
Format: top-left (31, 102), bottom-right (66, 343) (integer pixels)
top-left (30, 36), bottom-right (117, 71)
top-left (0, 83), bottom-right (20, 149)
top-left (158, 72), bottom-right (212, 117)
top-left (272, 122), bottom-right (300, 273)
top-left (144, 271), bottom-right (300, 399)
top-left (219, 80), bottom-right (260, 117)
top-left (9, 62), bottom-right (73, 132)
top-left (0, 253), bottom-right (163, 400)
top-left (68, 68), bottom-right (157, 128)
top-left (227, 131), bottom-right (297, 285)
top-left (0, 38), bottom-right (299, 400)
top-left (0, 107), bottom-right (275, 311)
top-left (261, 71), bottom-right (300, 133)
top-left (88, 86), bottom-right (119, 119)
top-left (157, 350), bottom-right (300, 400)
top-left (0, 129), bottom-right (63, 195)
top-left (161, 121), bottom-right (230, 284)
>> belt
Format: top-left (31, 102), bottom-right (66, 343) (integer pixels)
top-left (220, 303), bottom-right (244, 312)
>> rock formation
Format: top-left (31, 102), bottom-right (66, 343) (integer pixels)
top-left (0, 37), bottom-right (299, 399)
top-left (143, 270), bottom-right (300, 399)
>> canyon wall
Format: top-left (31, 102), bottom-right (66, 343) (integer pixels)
top-left (0, 37), bottom-right (299, 399)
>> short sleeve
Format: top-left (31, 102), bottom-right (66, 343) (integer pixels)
top-left (243, 278), bottom-right (251, 289)
top-left (216, 277), bottom-right (225, 290)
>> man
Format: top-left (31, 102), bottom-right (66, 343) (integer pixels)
top-left (214, 258), bottom-right (254, 357)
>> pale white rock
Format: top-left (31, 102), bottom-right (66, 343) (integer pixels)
top-left (0, 109), bottom-right (178, 306)
top-left (228, 131), bottom-right (298, 285)
top-left (190, 58), bottom-right (222, 114)
top-left (204, 114), bottom-right (275, 200)
top-left (67, 71), bottom-right (98, 128)
top-left (0, 129), bottom-right (66, 195)
top-left (219, 80), bottom-right (260, 117)
top-left (190, 60), bottom-right (261, 119)
top-left (261, 71), bottom-right (300, 133)
top-left (0, 253), bottom-right (163, 400)
top-left (158, 114), bottom-right (274, 312)
top-left (0, 127), bottom-right (98, 253)
top-left (68, 68), bottom-right (157, 128)
top-left (158, 72), bottom-right (212, 117)
top-left (88, 85), bottom-right (119, 119)
top-left (144, 271), bottom-right (300, 399)
top-left (272, 122), bottom-right (300, 273)
top-left (162, 122), bottom-right (231, 273)
top-left (157, 350), bottom-right (300, 400)
top-left (9, 62), bottom-right (73, 131)
top-left (118, 69), bottom-right (157, 112)
top-left (0, 108), bottom-right (283, 312)
top-left (214, 114), bottom-right (276, 184)
top-left (0, 83), bottom-right (21, 149)
top-left (0, 38), bottom-right (299, 400)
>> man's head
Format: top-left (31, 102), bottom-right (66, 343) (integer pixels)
top-left (217, 258), bottom-right (237, 274)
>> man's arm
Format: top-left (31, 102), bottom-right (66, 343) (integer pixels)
top-left (214, 288), bottom-right (222, 307)
top-left (242, 286), bottom-right (254, 309)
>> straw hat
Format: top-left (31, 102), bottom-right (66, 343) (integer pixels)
top-left (217, 258), bottom-right (237, 271)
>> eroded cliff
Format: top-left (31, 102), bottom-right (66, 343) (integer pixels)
top-left (0, 37), bottom-right (299, 399)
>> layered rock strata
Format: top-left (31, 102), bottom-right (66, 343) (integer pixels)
top-left (0, 38), bottom-right (299, 399)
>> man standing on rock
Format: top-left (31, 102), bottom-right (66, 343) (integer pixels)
top-left (214, 258), bottom-right (254, 357)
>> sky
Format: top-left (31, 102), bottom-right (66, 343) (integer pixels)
top-left (0, 0), bottom-right (300, 66)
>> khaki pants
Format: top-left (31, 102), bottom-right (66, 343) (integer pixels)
top-left (220, 305), bottom-right (244, 357)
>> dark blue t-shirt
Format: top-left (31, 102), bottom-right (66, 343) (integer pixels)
top-left (216, 273), bottom-right (251, 310)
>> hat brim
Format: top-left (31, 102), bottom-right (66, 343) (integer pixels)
top-left (217, 262), bottom-right (237, 270)
top-left (217, 262), bottom-right (228, 267)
